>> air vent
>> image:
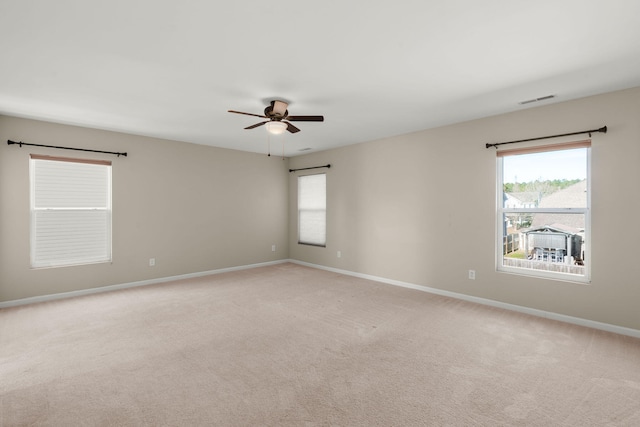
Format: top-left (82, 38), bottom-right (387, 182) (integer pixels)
top-left (518, 94), bottom-right (556, 105)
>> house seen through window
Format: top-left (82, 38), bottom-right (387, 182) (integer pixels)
top-left (497, 142), bottom-right (590, 282)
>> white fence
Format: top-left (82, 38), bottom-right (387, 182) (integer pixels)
top-left (502, 257), bottom-right (585, 275)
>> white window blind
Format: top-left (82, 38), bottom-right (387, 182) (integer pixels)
top-left (298, 173), bottom-right (326, 247)
top-left (30, 155), bottom-right (112, 268)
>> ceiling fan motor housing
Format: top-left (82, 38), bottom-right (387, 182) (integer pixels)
top-left (265, 100), bottom-right (288, 119)
top-left (265, 106), bottom-right (288, 120)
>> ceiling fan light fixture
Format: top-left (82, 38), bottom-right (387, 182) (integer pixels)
top-left (266, 121), bottom-right (287, 135)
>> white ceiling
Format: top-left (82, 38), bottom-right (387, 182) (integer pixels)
top-left (2, 1), bottom-right (640, 157)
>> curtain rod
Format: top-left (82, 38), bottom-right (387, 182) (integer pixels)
top-left (7, 140), bottom-right (128, 157)
top-left (289, 164), bottom-right (331, 173)
top-left (485, 126), bottom-right (607, 149)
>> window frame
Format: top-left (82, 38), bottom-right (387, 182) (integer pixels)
top-left (496, 142), bottom-right (591, 283)
top-left (30, 154), bottom-right (113, 269)
top-left (297, 172), bottom-right (327, 247)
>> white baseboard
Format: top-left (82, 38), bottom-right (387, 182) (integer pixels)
top-left (290, 260), bottom-right (640, 340)
top-left (3, 258), bottom-right (639, 340)
top-left (0, 259), bottom-right (289, 309)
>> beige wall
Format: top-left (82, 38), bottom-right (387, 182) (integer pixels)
top-left (289, 87), bottom-right (640, 330)
top-left (0, 116), bottom-right (289, 301)
top-left (3, 87), bottom-right (639, 330)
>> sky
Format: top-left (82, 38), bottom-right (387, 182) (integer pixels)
top-left (502, 148), bottom-right (587, 183)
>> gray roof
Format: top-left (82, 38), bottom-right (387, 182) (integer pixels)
top-left (525, 224), bottom-right (582, 236)
top-left (529, 180), bottom-right (587, 231)
top-left (538, 180), bottom-right (587, 209)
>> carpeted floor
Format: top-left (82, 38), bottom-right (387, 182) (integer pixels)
top-left (1, 263), bottom-right (640, 426)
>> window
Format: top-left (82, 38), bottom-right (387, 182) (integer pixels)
top-left (30, 155), bottom-right (112, 268)
top-left (298, 173), bottom-right (326, 247)
top-left (497, 141), bottom-right (590, 282)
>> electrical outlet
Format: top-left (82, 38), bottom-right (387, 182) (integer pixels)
top-left (468, 270), bottom-right (475, 280)
top-left (149, 258), bottom-right (156, 267)
top-left (272, 245), bottom-right (276, 252)
top-left (337, 251), bottom-right (341, 258)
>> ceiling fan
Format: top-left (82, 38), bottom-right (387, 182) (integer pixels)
top-left (228, 100), bottom-right (324, 134)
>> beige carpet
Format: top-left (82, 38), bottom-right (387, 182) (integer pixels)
top-left (1, 263), bottom-right (640, 426)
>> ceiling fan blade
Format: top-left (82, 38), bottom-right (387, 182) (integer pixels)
top-left (285, 121), bottom-right (301, 133)
top-left (272, 100), bottom-right (288, 117)
top-left (286, 115), bottom-right (324, 122)
top-left (228, 110), bottom-right (267, 119)
top-left (244, 121), bottom-right (268, 130)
